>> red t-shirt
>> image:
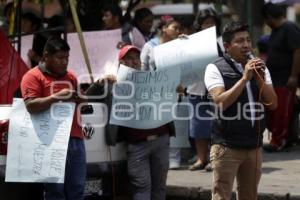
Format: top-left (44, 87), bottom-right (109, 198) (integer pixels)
top-left (21, 66), bottom-right (83, 139)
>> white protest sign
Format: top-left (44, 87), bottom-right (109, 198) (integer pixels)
top-left (67, 29), bottom-right (121, 83)
top-left (109, 65), bottom-right (181, 129)
top-left (14, 35), bottom-right (33, 68)
top-left (130, 27), bottom-right (146, 49)
top-left (5, 98), bottom-right (75, 183)
top-left (170, 97), bottom-right (191, 148)
top-left (0, 105), bottom-right (11, 121)
top-left (154, 27), bottom-right (219, 86)
top-left (20, 35), bottom-right (34, 67)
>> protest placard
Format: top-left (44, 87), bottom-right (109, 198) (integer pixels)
top-left (154, 27), bottom-right (219, 86)
top-left (20, 35), bottom-right (34, 68)
top-left (67, 29), bottom-right (121, 83)
top-left (170, 97), bottom-right (191, 148)
top-left (5, 99), bottom-right (75, 183)
top-left (14, 35), bottom-right (33, 68)
top-left (0, 105), bottom-right (11, 121)
top-left (109, 65), bottom-right (181, 129)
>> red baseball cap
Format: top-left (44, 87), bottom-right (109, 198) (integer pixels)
top-left (118, 45), bottom-right (140, 60)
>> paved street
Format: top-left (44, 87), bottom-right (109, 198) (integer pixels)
top-left (167, 140), bottom-right (300, 199)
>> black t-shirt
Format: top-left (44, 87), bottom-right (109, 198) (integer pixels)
top-left (266, 21), bottom-right (300, 86)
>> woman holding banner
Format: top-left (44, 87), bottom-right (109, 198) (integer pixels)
top-left (140, 15), bottom-right (182, 71)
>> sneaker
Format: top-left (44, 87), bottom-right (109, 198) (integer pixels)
top-left (169, 161), bottom-right (180, 170)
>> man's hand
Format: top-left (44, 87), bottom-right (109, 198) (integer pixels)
top-left (244, 58), bottom-right (266, 82)
top-left (251, 58), bottom-right (266, 82)
top-left (287, 75), bottom-right (298, 90)
top-left (243, 61), bottom-right (254, 81)
top-left (176, 84), bottom-right (185, 94)
top-left (98, 75), bottom-right (117, 85)
top-left (53, 89), bottom-right (77, 101)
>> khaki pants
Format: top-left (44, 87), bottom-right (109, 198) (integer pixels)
top-left (210, 144), bottom-right (262, 200)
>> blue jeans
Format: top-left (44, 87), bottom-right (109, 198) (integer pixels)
top-left (44, 138), bottom-right (86, 200)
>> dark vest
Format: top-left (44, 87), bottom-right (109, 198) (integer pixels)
top-left (211, 55), bottom-right (266, 149)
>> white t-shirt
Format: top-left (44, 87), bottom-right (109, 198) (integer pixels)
top-left (204, 61), bottom-right (273, 126)
top-left (205, 63), bottom-right (272, 91)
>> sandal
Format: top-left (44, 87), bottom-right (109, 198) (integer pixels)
top-left (188, 162), bottom-right (207, 171)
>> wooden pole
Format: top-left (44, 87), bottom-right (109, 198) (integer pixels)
top-left (68, 0), bottom-right (94, 83)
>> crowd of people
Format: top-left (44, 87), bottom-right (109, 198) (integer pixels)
top-left (1, 1), bottom-right (300, 200)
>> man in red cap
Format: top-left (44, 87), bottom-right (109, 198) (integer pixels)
top-left (86, 45), bottom-right (173, 200)
top-left (118, 45), bottom-right (141, 70)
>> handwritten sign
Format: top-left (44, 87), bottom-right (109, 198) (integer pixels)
top-left (67, 29), bottom-right (121, 83)
top-left (154, 27), bottom-right (219, 86)
top-left (170, 97), bottom-right (191, 148)
top-left (14, 35), bottom-right (33, 68)
top-left (5, 98), bottom-right (75, 183)
top-left (109, 65), bottom-right (181, 129)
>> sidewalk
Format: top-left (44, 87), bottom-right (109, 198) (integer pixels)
top-left (166, 145), bottom-right (300, 200)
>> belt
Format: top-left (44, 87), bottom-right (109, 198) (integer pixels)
top-left (146, 134), bottom-right (159, 141)
top-left (128, 133), bottom-right (166, 143)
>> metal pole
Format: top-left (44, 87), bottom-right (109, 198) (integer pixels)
top-left (62, 0), bottom-right (68, 41)
top-left (40, 0), bottom-right (45, 24)
top-left (193, 0), bottom-right (199, 15)
top-left (16, 0), bottom-right (22, 54)
top-left (247, 0), bottom-right (253, 37)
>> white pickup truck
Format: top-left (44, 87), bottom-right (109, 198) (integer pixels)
top-left (0, 102), bottom-right (128, 200)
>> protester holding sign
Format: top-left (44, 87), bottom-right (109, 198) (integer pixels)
top-left (187, 8), bottom-right (222, 171)
top-left (204, 21), bottom-right (277, 199)
top-left (86, 45), bottom-right (174, 200)
top-left (140, 15), bottom-right (183, 169)
top-left (20, 37), bottom-right (86, 200)
top-left (140, 15), bottom-right (182, 71)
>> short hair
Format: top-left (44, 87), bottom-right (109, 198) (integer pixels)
top-left (222, 21), bottom-right (249, 43)
top-left (194, 8), bottom-right (221, 35)
top-left (43, 37), bottom-right (70, 55)
top-left (179, 15), bottom-right (195, 29)
top-left (262, 2), bottom-right (285, 19)
top-left (21, 12), bottom-right (41, 30)
top-left (3, 2), bottom-right (13, 18)
top-left (156, 15), bottom-right (179, 30)
top-left (133, 7), bottom-right (153, 26)
top-left (103, 3), bottom-right (123, 23)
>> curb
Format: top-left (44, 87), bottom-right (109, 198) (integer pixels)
top-left (166, 185), bottom-right (300, 200)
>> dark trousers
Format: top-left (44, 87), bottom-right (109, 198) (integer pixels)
top-left (44, 138), bottom-right (86, 200)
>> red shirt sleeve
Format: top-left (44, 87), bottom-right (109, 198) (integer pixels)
top-left (20, 71), bottom-right (42, 100)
